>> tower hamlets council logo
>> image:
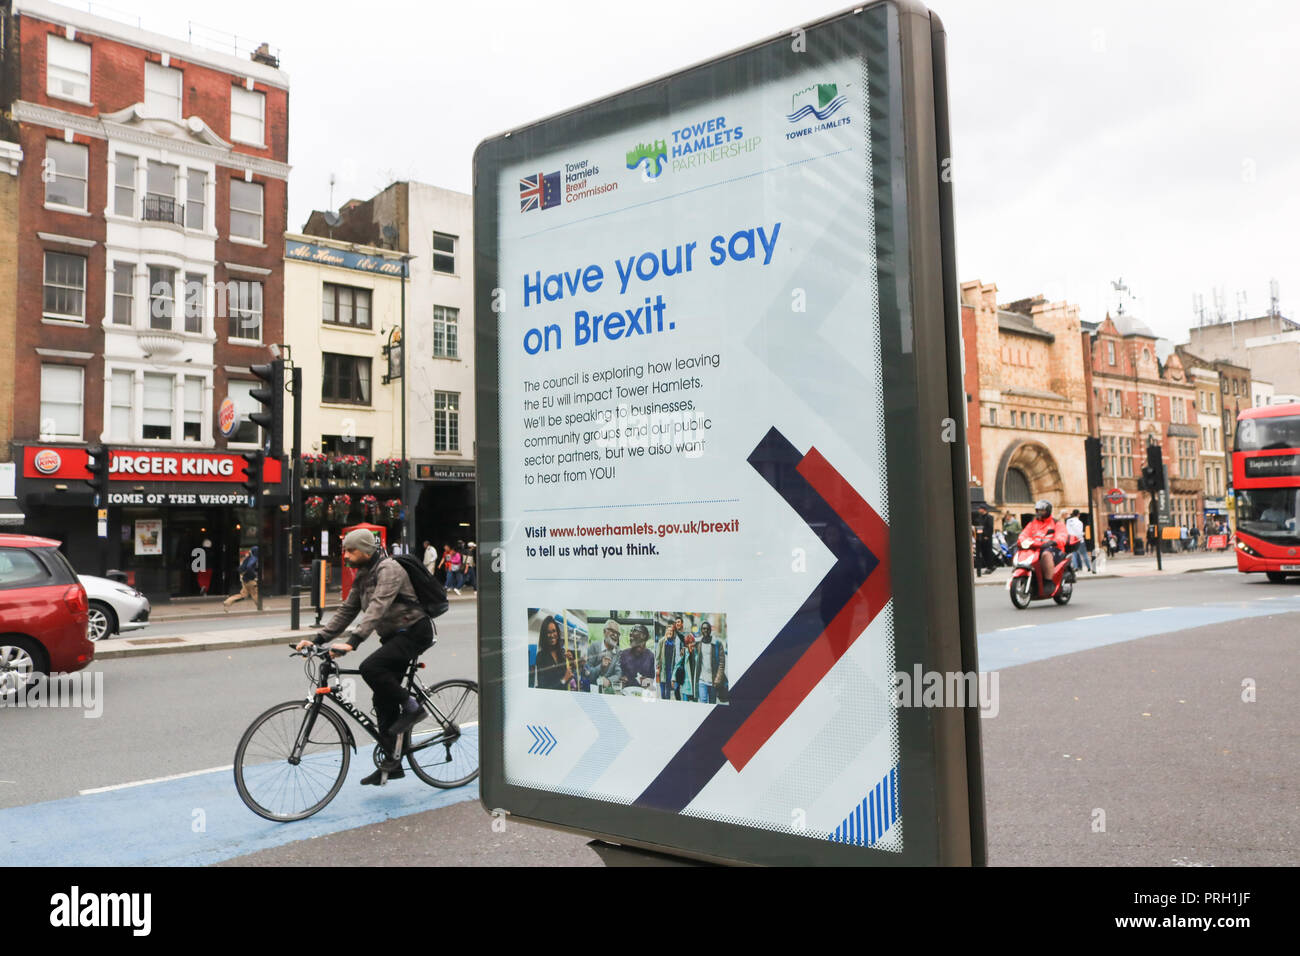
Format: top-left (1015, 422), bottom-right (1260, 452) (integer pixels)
top-left (520, 171), bottom-right (562, 212)
top-left (787, 82), bottom-right (848, 123)
top-left (626, 138), bottom-right (668, 178)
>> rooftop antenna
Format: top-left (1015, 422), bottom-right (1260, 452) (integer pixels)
top-left (328, 173), bottom-right (336, 214)
top-left (1193, 293), bottom-right (1205, 328)
top-left (1269, 278), bottom-right (1280, 318)
top-left (1236, 290), bottom-right (1247, 323)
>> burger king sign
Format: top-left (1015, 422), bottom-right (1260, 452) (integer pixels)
top-left (33, 448), bottom-right (62, 474)
top-left (218, 397), bottom-right (240, 439)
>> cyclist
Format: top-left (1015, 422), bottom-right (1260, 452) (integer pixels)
top-left (1022, 499), bottom-right (1068, 587)
top-left (295, 528), bottom-right (432, 786)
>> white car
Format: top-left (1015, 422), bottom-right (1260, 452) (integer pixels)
top-left (78, 575), bottom-right (151, 641)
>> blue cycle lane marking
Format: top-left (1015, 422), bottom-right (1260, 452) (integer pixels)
top-left (977, 594), bottom-right (1300, 672)
top-left (0, 727), bottom-right (481, 867)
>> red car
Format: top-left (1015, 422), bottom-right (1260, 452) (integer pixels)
top-left (0, 534), bottom-right (93, 693)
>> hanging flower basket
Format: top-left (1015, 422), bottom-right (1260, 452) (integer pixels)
top-left (304, 496), bottom-right (325, 523)
top-left (383, 498), bottom-right (403, 524)
top-left (328, 494), bottom-right (353, 523)
top-left (301, 454), bottom-right (326, 479)
top-left (375, 457), bottom-right (403, 482)
top-left (361, 494), bottom-right (380, 522)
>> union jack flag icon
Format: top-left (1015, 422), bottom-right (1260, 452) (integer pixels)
top-left (520, 171), bottom-right (561, 212)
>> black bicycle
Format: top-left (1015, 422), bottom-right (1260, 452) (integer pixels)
top-left (233, 642), bottom-right (479, 822)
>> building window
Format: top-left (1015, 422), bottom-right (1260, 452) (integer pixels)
top-left (322, 353), bottom-right (371, 405)
top-left (230, 87), bottom-right (265, 145)
top-left (230, 180), bottom-right (263, 241)
top-left (39, 365), bottom-right (83, 440)
top-left (432, 232), bottom-right (456, 274)
top-left (184, 273), bottom-right (205, 333)
top-left (110, 372), bottom-right (133, 441)
top-left (44, 139), bottom-right (87, 210)
top-left (1004, 467), bottom-right (1032, 503)
top-left (988, 408), bottom-right (997, 426)
top-left (434, 391), bottom-right (460, 451)
top-left (322, 283), bottom-right (372, 328)
top-left (46, 35), bottom-right (90, 101)
top-left (321, 434), bottom-right (372, 464)
top-left (183, 377), bottom-right (203, 441)
top-left (186, 171), bottom-right (206, 230)
top-left (148, 266), bottom-right (176, 330)
top-left (228, 380), bottom-right (258, 445)
top-left (112, 263), bottom-right (134, 325)
top-left (144, 161), bottom-right (181, 224)
top-left (1030, 413), bottom-right (1038, 429)
top-left (1106, 341), bottom-right (1116, 366)
top-left (1207, 391), bottom-right (1216, 413)
top-left (1140, 393), bottom-right (1155, 419)
top-left (142, 373), bottom-right (173, 439)
top-left (144, 62), bottom-right (182, 120)
top-left (433, 305), bottom-right (458, 357)
top-left (114, 155), bottom-right (136, 216)
top-left (43, 252), bottom-right (85, 320)
top-left (225, 280), bottom-right (263, 341)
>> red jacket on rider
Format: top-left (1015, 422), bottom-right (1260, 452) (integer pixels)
top-left (1022, 516), bottom-right (1069, 550)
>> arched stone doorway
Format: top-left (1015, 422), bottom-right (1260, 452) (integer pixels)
top-left (994, 440), bottom-right (1065, 508)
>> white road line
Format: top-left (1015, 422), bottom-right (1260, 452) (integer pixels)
top-left (1141, 606), bottom-right (1174, 612)
top-left (1073, 613), bottom-right (1112, 620)
top-left (995, 625), bottom-right (1035, 632)
top-left (80, 765), bottom-right (232, 795)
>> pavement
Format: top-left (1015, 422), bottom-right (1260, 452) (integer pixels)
top-left (94, 589), bottom-right (478, 659)
top-left (973, 547), bottom-right (1235, 586)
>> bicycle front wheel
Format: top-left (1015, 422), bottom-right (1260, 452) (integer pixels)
top-left (234, 700), bottom-right (351, 821)
top-left (406, 678), bottom-right (479, 788)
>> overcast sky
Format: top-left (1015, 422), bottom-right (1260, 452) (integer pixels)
top-left (100, 0), bottom-right (1300, 343)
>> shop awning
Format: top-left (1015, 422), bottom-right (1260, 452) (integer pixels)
top-left (0, 498), bottom-right (26, 526)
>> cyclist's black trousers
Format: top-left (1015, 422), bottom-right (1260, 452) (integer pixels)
top-left (359, 617), bottom-right (434, 733)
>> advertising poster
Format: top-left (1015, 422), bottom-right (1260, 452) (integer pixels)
top-left (478, 2), bottom-right (979, 865)
top-left (134, 519), bottom-right (162, 556)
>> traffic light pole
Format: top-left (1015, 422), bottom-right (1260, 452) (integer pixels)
top-left (290, 364), bottom-right (303, 631)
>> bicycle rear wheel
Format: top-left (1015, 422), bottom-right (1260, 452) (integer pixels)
top-left (234, 701), bottom-right (351, 821)
top-left (406, 678), bottom-right (479, 788)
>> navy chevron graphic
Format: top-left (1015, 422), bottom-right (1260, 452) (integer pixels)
top-left (829, 764), bottom-right (898, 846)
top-left (635, 427), bottom-right (879, 812)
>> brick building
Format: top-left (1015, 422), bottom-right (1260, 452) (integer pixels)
top-left (0, 0), bottom-right (288, 600)
top-left (1087, 314), bottom-right (1203, 551)
top-left (960, 280), bottom-right (1092, 529)
top-left (1174, 345), bottom-right (1250, 530)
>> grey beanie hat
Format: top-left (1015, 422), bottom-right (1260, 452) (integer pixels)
top-left (342, 528), bottom-right (378, 555)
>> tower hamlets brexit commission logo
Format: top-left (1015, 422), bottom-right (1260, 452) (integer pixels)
top-left (785, 82), bottom-right (851, 139)
top-left (520, 170), bottom-right (562, 212)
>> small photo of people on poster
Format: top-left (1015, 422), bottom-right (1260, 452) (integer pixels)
top-left (527, 609), bottom-right (728, 705)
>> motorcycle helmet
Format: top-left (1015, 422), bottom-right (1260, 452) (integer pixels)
top-left (1034, 499), bottom-right (1053, 521)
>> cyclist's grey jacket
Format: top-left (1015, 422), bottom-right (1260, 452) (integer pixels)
top-left (317, 552), bottom-right (426, 647)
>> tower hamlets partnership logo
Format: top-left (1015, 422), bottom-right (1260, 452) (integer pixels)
top-left (627, 114), bottom-right (761, 180)
top-left (519, 171), bottom-right (562, 212)
top-left (626, 139), bottom-right (668, 178)
top-left (785, 82), bottom-right (852, 139)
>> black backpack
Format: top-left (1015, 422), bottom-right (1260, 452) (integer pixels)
top-left (389, 554), bottom-right (450, 619)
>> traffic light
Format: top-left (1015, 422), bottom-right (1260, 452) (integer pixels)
top-left (1084, 436), bottom-right (1103, 489)
top-left (85, 444), bottom-right (111, 504)
top-left (1140, 464), bottom-right (1156, 493)
top-left (249, 359), bottom-right (285, 459)
top-left (1145, 443), bottom-right (1166, 490)
top-left (240, 451), bottom-right (264, 503)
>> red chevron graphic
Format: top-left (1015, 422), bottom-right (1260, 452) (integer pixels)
top-left (722, 447), bottom-right (891, 771)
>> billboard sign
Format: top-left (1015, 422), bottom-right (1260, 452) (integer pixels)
top-left (474, 0), bottom-right (981, 865)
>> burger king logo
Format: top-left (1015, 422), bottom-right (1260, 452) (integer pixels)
top-left (34, 449), bottom-right (62, 474)
top-left (218, 397), bottom-right (240, 438)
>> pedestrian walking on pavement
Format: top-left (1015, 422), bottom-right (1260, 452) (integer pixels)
top-left (1066, 510), bottom-right (1094, 573)
top-left (974, 503), bottom-right (996, 576)
top-left (223, 546), bottom-right (259, 608)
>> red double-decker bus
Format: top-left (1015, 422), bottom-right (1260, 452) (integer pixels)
top-left (1233, 402), bottom-right (1300, 582)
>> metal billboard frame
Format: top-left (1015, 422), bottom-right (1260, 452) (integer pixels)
top-left (473, 0), bottom-right (984, 866)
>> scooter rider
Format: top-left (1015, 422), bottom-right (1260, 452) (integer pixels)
top-left (1022, 499), bottom-right (1069, 590)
